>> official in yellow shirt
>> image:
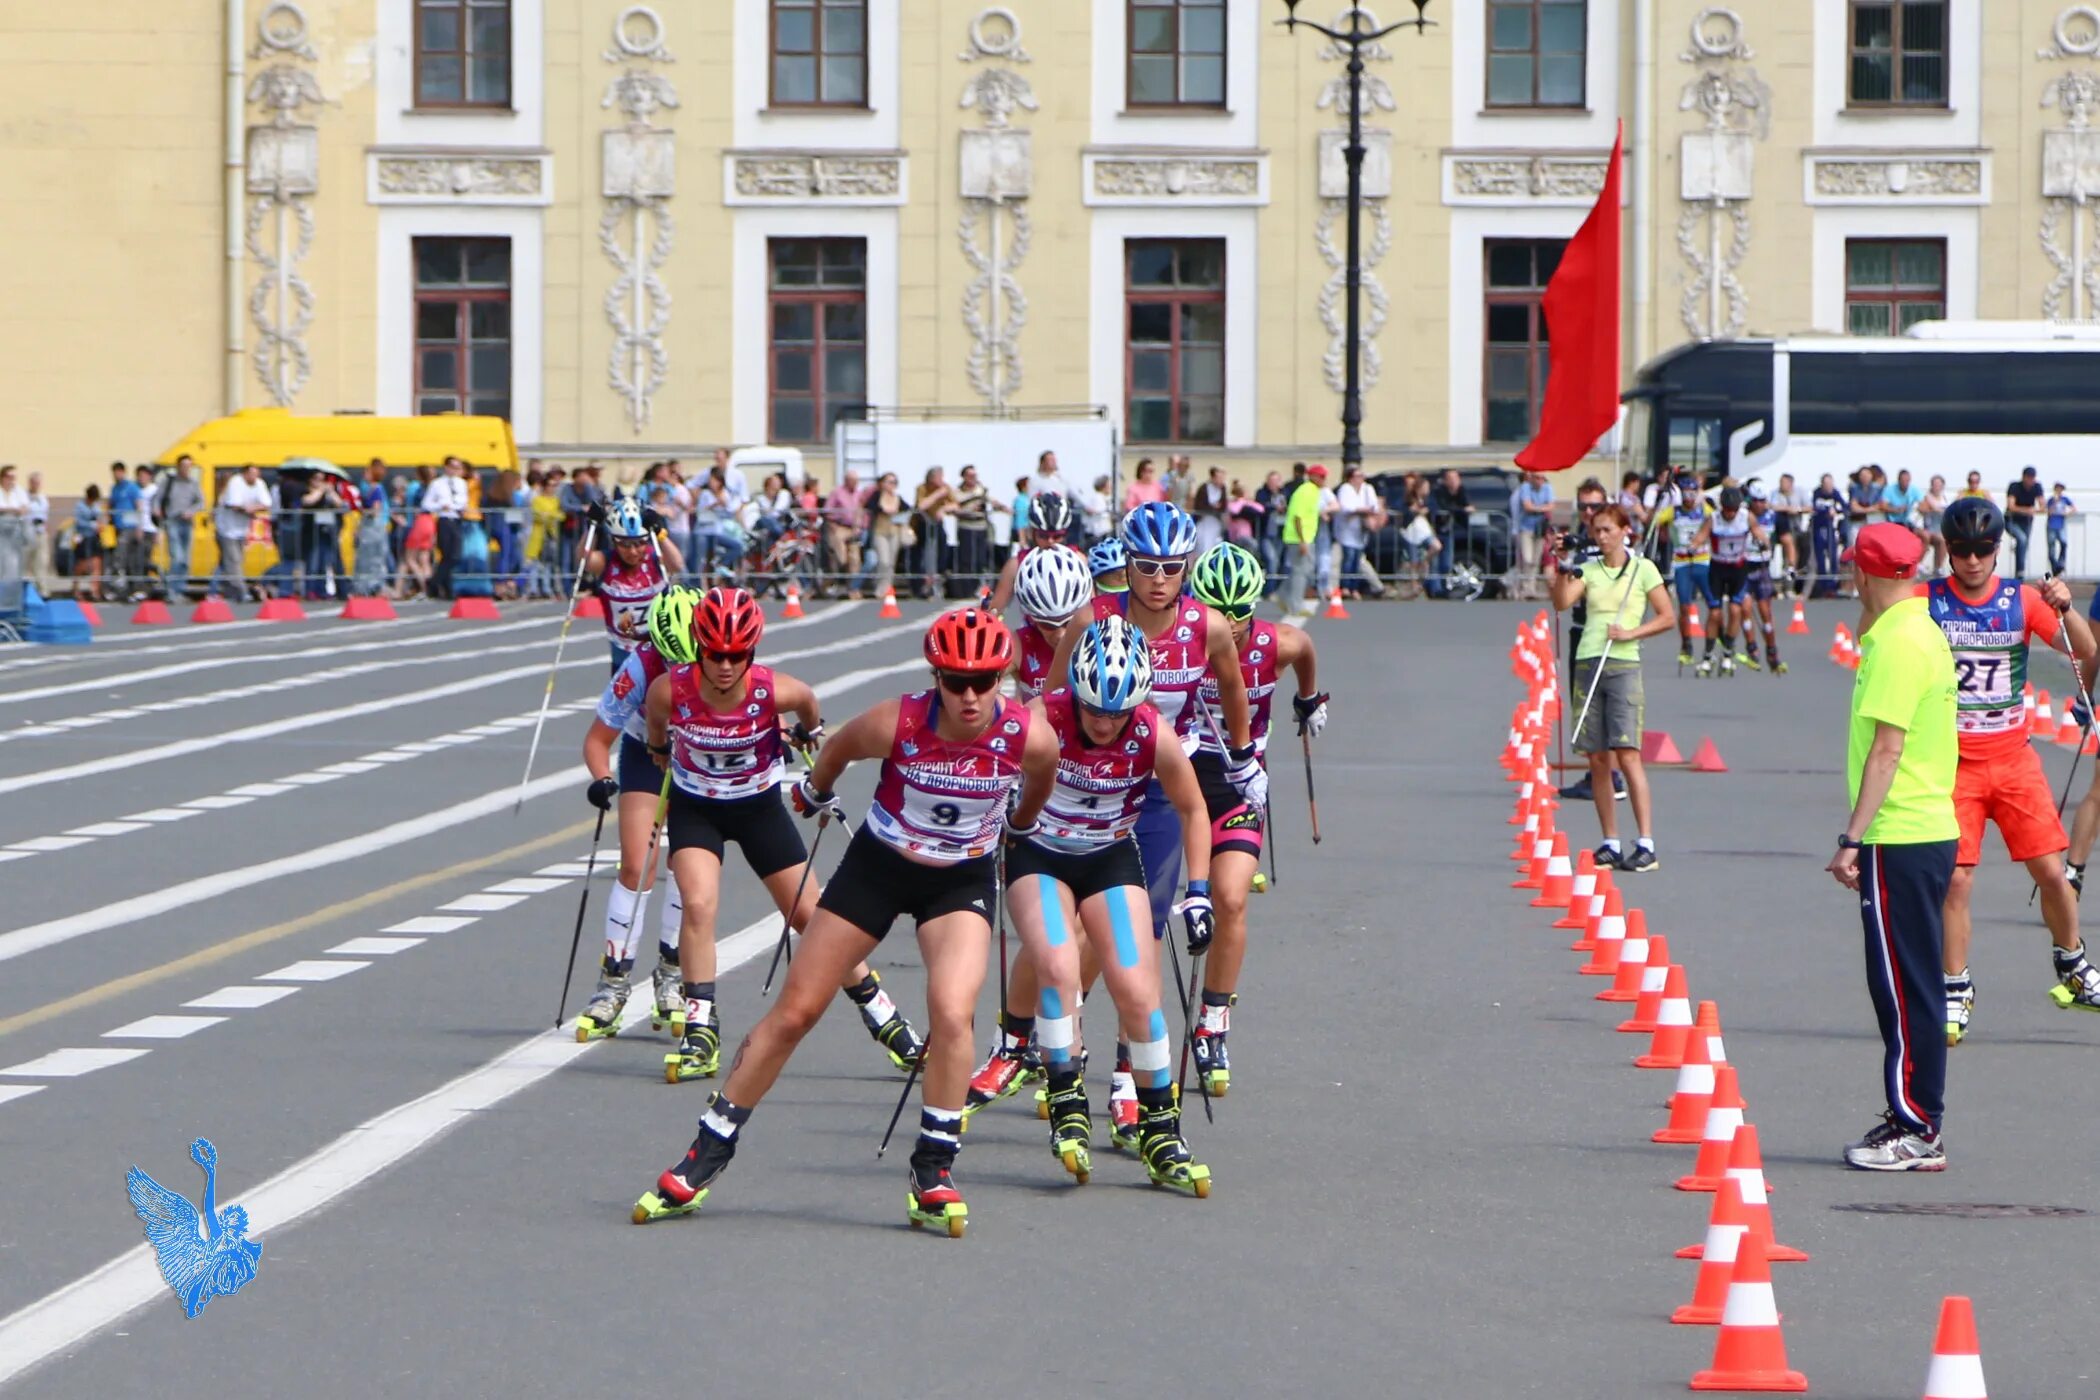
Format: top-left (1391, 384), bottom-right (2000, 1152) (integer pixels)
top-left (1827, 523), bottom-right (1958, 1172)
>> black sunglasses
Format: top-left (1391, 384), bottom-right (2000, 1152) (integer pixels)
top-left (938, 671), bottom-right (1003, 695)
top-left (1131, 557), bottom-right (1188, 578)
top-left (1946, 542), bottom-right (1996, 560)
top-left (703, 649), bottom-right (752, 665)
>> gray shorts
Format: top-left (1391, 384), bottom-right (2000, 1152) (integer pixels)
top-left (1572, 659), bottom-right (1644, 754)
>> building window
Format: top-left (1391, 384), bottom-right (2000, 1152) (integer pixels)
top-left (414, 238), bottom-right (511, 419)
top-left (1486, 0), bottom-right (1586, 109)
top-left (1127, 0), bottom-right (1227, 108)
top-left (768, 238), bottom-right (867, 443)
top-left (1848, 1), bottom-right (1946, 107)
top-left (1844, 239), bottom-right (1946, 335)
top-left (1126, 239), bottom-right (1225, 445)
top-left (770, 0), bottom-right (868, 108)
top-left (415, 0), bottom-right (511, 108)
top-left (1483, 239), bottom-right (1564, 443)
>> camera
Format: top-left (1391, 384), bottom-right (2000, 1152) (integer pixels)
top-left (1554, 526), bottom-right (1601, 574)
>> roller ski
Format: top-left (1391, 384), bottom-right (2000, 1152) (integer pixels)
top-left (1191, 1024), bottom-right (1232, 1099)
top-left (1945, 970), bottom-right (1974, 1047)
top-left (574, 971), bottom-right (630, 1043)
top-left (857, 991), bottom-right (927, 1073)
top-left (1718, 653), bottom-right (1736, 678)
top-left (961, 1038), bottom-right (1042, 1121)
top-left (2048, 944), bottom-right (2100, 1012)
top-left (1108, 1059), bottom-right (1142, 1153)
top-left (1677, 647), bottom-right (1693, 674)
top-left (632, 1119), bottom-right (736, 1223)
top-left (1138, 1106), bottom-right (1211, 1198)
top-left (906, 1158), bottom-right (968, 1238)
top-left (1045, 1076), bottom-right (1092, 1184)
top-left (649, 958), bottom-right (684, 1035)
top-left (1694, 656), bottom-right (1712, 679)
top-left (1771, 660), bottom-right (1789, 676)
top-left (664, 1013), bottom-right (722, 1083)
top-left (1737, 649), bottom-right (1761, 673)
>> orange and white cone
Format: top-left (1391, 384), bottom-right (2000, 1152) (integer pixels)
top-left (1611, 933), bottom-right (1674, 1018)
top-left (1653, 1001), bottom-right (1722, 1144)
top-left (879, 586), bottom-right (902, 619)
top-left (1680, 1124), bottom-right (1807, 1263)
top-left (782, 580), bottom-right (805, 619)
top-left (1514, 825), bottom-right (1557, 891)
top-left (1530, 834), bottom-right (1575, 909)
top-left (1686, 601), bottom-right (1703, 632)
top-left (1689, 1245), bottom-right (1807, 1392)
top-left (1576, 887), bottom-right (1628, 976)
top-left (1921, 1295), bottom-right (1988, 1399)
top-left (1633, 964), bottom-right (1694, 1067)
top-left (1570, 869), bottom-right (1615, 952)
top-left (1324, 588), bottom-right (1351, 620)
top-left (1676, 1065), bottom-right (1747, 1191)
top-left (1673, 1181), bottom-right (1751, 1325)
top-left (2032, 688), bottom-right (2055, 739)
top-left (1553, 851), bottom-right (1598, 930)
top-left (1600, 921), bottom-right (1662, 1006)
top-left (1786, 598), bottom-right (1809, 634)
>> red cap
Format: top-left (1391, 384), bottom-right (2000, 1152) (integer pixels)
top-left (1841, 522), bottom-right (1924, 579)
top-left (1307, 463), bottom-right (1330, 480)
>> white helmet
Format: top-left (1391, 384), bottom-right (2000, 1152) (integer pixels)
top-left (1014, 544), bottom-right (1093, 623)
top-left (1070, 615), bottom-right (1153, 714)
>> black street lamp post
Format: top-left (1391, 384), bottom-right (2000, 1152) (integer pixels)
top-left (1278, 1), bottom-right (1433, 472)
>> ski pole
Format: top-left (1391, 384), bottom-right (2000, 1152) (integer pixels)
top-left (881, 838), bottom-right (1004, 1157)
top-left (1167, 932), bottom-right (1213, 1125)
top-left (762, 811), bottom-right (830, 995)
top-left (553, 804), bottom-right (609, 1028)
top-left (514, 520), bottom-right (600, 814)
top-left (613, 767), bottom-right (674, 945)
top-left (1300, 731), bottom-right (1322, 845)
top-left (1262, 798), bottom-right (1279, 890)
top-left (1566, 555), bottom-right (1647, 751)
top-left (2032, 584), bottom-right (2094, 904)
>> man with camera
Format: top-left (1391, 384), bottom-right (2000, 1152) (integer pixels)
top-left (1557, 478), bottom-right (1626, 804)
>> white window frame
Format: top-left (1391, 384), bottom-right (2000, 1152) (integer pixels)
top-left (1091, 0), bottom-right (1260, 150)
top-left (376, 206), bottom-right (544, 442)
top-left (733, 0), bottom-right (900, 151)
top-left (1450, 0), bottom-right (1620, 148)
top-left (1090, 209), bottom-right (1256, 449)
top-left (376, 0), bottom-right (545, 148)
top-left (1810, 209), bottom-right (1978, 336)
top-left (1814, 0), bottom-right (1980, 149)
top-left (731, 210), bottom-right (899, 445)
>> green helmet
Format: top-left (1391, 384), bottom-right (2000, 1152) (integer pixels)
top-left (646, 585), bottom-right (701, 665)
top-left (1191, 542), bottom-right (1265, 619)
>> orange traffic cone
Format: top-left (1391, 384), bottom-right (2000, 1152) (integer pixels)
top-left (256, 597), bottom-right (307, 621)
top-left (1530, 834), bottom-right (1574, 909)
top-left (2085, 726), bottom-right (2099, 756)
top-left (879, 586), bottom-right (902, 619)
top-left (130, 599), bottom-right (173, 625)
top-left (341, 595), bottom-right (397, 620)
top-left (782, 581), bottom-right (805, 620)
top-left (1830, 623), bottom-right (1850, 666)
top-left (1610, 931), bottom-right (1672, 1015)
top-left (1600, 919), bottom-right (1661, 1005)
top-left (1689, 1246), bottom-right (1807, 1391)
top-left (571, 594), bottom-right (606, 620)
top-left (1324, 588), bottom-right (1351, 620)
top-left (190, 598), bottom-right (235, 624)
top-left (1673, 1180), bottom-right (1752, 1325)
top-left (1514, 824), bottom-right (1557, 890)
top-left (2032, 688), bottom-right (2055, 739)
top-left (1576, 887), bottom-right (1628, 975)
top-left (1553, 851), bottom-right (1598, 930)
top-left (1786, 598), bottom-right (1809, 634)
top-left (1689, 736), bottom-right (1729, 772)
top-left (1920, 1295), bottom-right (1987, 1400)
top-left (1569, 867), bottom-right (1615, 951)
top-left (1686, 601), bottom-right (1703, 632)
top-left (450, 597), bottom-right (502, 620)
top-left (1634, 963), bottom-right (1695, 1067)
top-left (1653, 1001), bottom-right (1721, 1143)
top-left (1676, 1065), bottom-right (1747, 1191)
top-left (1722, 1125), bottom-right (1808, 1263)
top-left (1641, 730), bottom-right (1684, 764)
top-left (2057, 708), bottom-right (2084, 748)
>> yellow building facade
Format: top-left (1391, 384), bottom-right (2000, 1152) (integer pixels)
top-left (5, 1), bottom-right (2098, 493)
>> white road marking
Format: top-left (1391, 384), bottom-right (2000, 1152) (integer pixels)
top-left (534, 862), bottom-right (603, 878)
top-left (327, 936), bottom-right (424, 956)
top-left (278, 772), bottom-right (342, 786)
top-left (381, 916), bottom-right (478, 935)
top-left (439, 893), bottom-right (526, 913)
top-left (181, 794), bottom-right (255, 810)
top-left (0, 1084), bottom-right (44, 1106)
top-left (126, 809), bottom-right (199, 822)
top-left (259, 960), bottom-right (371, 983)
top-left (0, 611), bottom-right (477, 676)
top-left (5, 836), bottom-right (91, 853)
top-left (102, 1015), bottom-right (227, 1040)
top-left (226, 782), bottom-right (299, 796)
top-left (0, 911), bottom-right (781, 1383)
top-left (483, 877), bottom-right (569, 895)
top-left (317, 761), bottom-right (382, 775)
top-left (0, 770), bottom-right (580, 965)
top-left (0, 1048), bottom-right (151, 1077)
top-left (184, 986), bottom-right (299, 1010)
top-left (0, 852), bottom-right (32, 864)
top-left (63, 821), bottom-right (151, 837)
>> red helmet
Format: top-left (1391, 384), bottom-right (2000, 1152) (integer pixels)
top-left (696, 587), bottom-right (764, 654)
top-left (924, 607), bottom-right (1013, 672)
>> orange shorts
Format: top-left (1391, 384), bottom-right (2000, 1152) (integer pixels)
top-left (1953, 744), bottom-right (2067, 867)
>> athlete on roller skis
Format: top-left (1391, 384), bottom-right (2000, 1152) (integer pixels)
top-left (588, 495), bottom-right (685, 670)
top-left (1088, 537), bottom-right (1129, 596)
top-left (634, 609), bottom-right (1057, 1237)
top-left (1009, 544), bottom-right (1093, 703)
top-left (1185, 542), bottom-right (1327, 1098)
top-left (643, 586), bottom-right (925, 1082)
top-left (985, 491), bottom-right (1077, 612)
top-left (1005, 615), bottom-right (1215, 1194)
top-left (1926, 497), bottom-right (2100, 1045)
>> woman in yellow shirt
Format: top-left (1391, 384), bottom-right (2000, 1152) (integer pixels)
top-left (528, 469), bottom-right (566, 598)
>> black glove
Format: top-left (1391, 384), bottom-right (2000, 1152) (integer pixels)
top-left (788, 720), bottom-right (824, 753)
top-left (586, 775), bottom-right (619, 811)
top-left (1292, 691), bottom-right (1331, 740)
top-left (585, 501), bottom-right (609, 528)
top-left (1174, 881), bottom-right (1216, 957)
top-left (642, 507), bottom-right (667, 536)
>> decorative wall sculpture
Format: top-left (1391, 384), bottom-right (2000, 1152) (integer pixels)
top-left (1675, 8), bottom-right (1769, 340)
top-left (2038, 7), bottom-right (2100, 321)
top-left (1313, 7), bottom-right (1394, 396)
top-left (600, 6), bottom-right (679, 433)
top-left (245, 2), bottom-right (324, 407)
top-left (957, 7), bottom-right (1035, 407)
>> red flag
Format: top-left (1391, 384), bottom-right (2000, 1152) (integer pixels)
top-left (1515, 124), bottom-right (1623, 473)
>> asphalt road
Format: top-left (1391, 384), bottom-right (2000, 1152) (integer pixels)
top-left (0, 595), bottom-right (2093, 1398)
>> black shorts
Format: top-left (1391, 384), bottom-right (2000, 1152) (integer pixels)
top-left (667, 787), bottom-right (805, 879)
top-left (1744, 565), bottom-right (1776, 602)
top-left (1192, 751), bottom-right (1265, 859)
top-left (1709, 561), bottom-right (1750, 602)
top-left (817, 826), bottom-right (997, 944)
top-left (1006, 836), bottom-right (1147, 905)
top-left (617, 735), bottom-right (662, 796)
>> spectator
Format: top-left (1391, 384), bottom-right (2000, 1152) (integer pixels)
top-left (1918, 473), bottom-right (1950, 576)
top-left (72, 484), bottom-right (106, 601)
top-left (489, 466), bottom-right (526, 599)
top-left (1123, 458), bottom-right (1165, 512)
top-left (356, 460), bottom-right (392, 597)
top-left (273, 465), bottom-right (311, 599)
top-left (1774, 471), bottom-right (1812, 592)
top-left (823, 469), bottom-right (865, 589)
top-left (1254, 468), bottom-right (1289, 585)
top-left (0, 465), bottom-right (26, 585)
top-left (1010, 473), bottom-right (1033, 546)
top-left (214, 463), bottom-right (271, 601)
top-left (24, 470), bottom-right (50, 595)
top-left (1189, 464), bottom-right (1229, 554)
top-left (1958, 469), bottom-right (1990, 502)
top-left (1428, 468), bottom-right (1472, 599)
top-left (161, 457), bottom-right (204, 595)
top-left (1226, 478), bottom-right (1262, 546)
top-left (107, 462), bottom-right (143, 598)
top-left (1641, 469), bottom-right (1682, 522)
top-left (693, 465), bottom-right (738, 582)
top-left (301, 469), bottom-right (346, 598)
top-left (953, 465), bottom-right (994, 589)
top-left (1811, 472), bottom-right (1845, 597)
top-left (136, 464), bottom-right (162, 597)
top-left (2049, 481), bottom-right (2076, 576)
top-left (401, 499), bottom-right (437, 598)
top-left (1881, 468), bottom-right (1922, 533)
top-left (1334, 464), bottom-right (1386, 600)
top-left (712, 447), bottom-right (750, 515)
top-left (1075, 473), bottom-right (1112, 544)
top-left (1846, 466), bottom-right (1885, 542)
top-left (1617, 470), bottom-right (1647, 530)
top-left (1511, 469), bottom-right (1556, 601)
top-left (1396, 473), bottom-right (1442, 583)
top-left (527, 468), bottom-right (565, 598)
top-left (1034, 449), bottom-right (1063, 498)
top-left (2005, 466), bottom-right (2045, 579)
top-left (423, 457), bottom-right (470, 598)
top-left (856, 471), bottom-right (909, 601)
top-left (914, 466), bottom-right (955, 597)
top-left (1280, 463), bottom-right (1327, 621)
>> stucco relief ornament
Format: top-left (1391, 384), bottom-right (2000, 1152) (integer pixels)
top-left (244, 2), bottom-right (323, 407)
top-left (1674, 8), bottom-right (1765, 339)
top-left (600, 6), bottom-right (678, 432)
top-left (1313, 8), bottom-right (1394, 396)
top-left (957, 8), bottom-right (1036, 406)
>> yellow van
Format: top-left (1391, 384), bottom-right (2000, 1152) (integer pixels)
top-left (156, 408), bottom-right (518, 580)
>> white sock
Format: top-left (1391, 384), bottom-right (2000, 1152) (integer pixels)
top-left (604, 881), bottom-right (649, 964)
top-left (658, 882), bottom-right (684, 961)
top-left (1601, 837), bottom-right (1622, 853)
top-left (1636, 836), bottom-right (1655, 853)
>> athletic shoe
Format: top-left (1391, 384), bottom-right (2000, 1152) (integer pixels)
top-left (1738, 650), bottom-right (1762, 672)
top-left (1591, 843), bottom-right (1624, 871)
top-left (2050, 944), bottom-right (2100, 1011)
top-left (2070, 863), bottom-right (2086, 900)
top-left (1718, 655), bottom-right (1736, 677)
top-left (1677, 648), bottom-right (1694, 669)
top-left (1613, 771), bottom-right (1628, 801)
top-left (1772, 661), bottom-right (1789, 676)
top-left (1558, 774), bottom-right (1595, 801)
top-left (1619, 846), bottom-right (1659, 874)
top-left (1945, 975), bottom-right (1974, 1047)
top-left (1843, 1112), bottom-right (1945, 1172)
top-left (1695, 658), bottom-right (1712, 678)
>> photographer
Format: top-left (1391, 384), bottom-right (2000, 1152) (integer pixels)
top-left (1550, 503), bottom-right (1676, 873)
top-left (1558, 478), bottom-right (1624, 804)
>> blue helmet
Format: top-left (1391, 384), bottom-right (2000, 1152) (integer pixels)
top-left (1120, 501), bottom-right (1197, 559)
top-left (1069, 616), bottom-right (1153, 714)
top-left (607, 494), bottom-right (648, 541)
top-left (1087, 537), bottom-right (1126, 577)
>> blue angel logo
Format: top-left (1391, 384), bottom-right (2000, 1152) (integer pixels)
top-left (126, 1138), bottom-right (261, 1319)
